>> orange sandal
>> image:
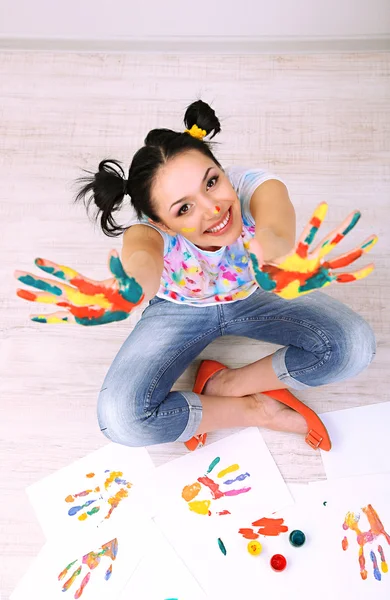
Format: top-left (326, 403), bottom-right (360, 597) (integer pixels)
top-left (184, 360), bottom-right (332, 452)
top-left (184, 360), bottom-right (228, 451)
top-left (262, 388), bottom-right (331, 451)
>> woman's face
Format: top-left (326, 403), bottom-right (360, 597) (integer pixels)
top-left (148, 150), bottom-right (242, 251)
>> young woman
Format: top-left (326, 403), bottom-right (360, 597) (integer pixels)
top-left (15, 100), bottom-right (377, 452)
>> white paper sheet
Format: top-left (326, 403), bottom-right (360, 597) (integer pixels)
top-left (154, 428), bottom-right (293, 520)
top-left (153, 428), bottom-right (294, 597)
top-left (10, 518), bottom-right (157, 600)
top-left (309, 474), bottom-right (390, 599)
top-left (118, 526), bottom-right (208, 600)
top-left (319, 402), bottom-right (390, 479)
top-left (155, 487), bottom-right (323, 598)
top-left (27, 443), bottom-right (156, 545)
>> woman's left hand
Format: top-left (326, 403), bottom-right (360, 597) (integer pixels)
top-left (248, 202), bottom-right (378, 300)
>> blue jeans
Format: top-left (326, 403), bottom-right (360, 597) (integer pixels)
top-left (97, 288), bottom-right (376, 447)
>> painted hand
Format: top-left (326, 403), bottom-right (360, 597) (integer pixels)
top-left (248, 203), bottom-right (378, 299)
top-left (65, 470), bottom-right (132, 523)
top-left (15, 250), bottom-right (144, 325)
top-left (181, 456), bottom-right (251, 516)
top-left (58, 538), bottom-right (118, 597)
top-left (342, 504), bottom-right (390, 581)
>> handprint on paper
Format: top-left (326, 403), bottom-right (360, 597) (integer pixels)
top-left (238, 517), bottom-right (288, 539)
top-left (181, 456), bottom-right (251, 516)
top-left (15, 251), bottom-right (144, 325)
top-left (58, 538), bottom-right (118, 598)
top-left (65, 470), bottom-right (132, 523)
top-left (247, 203), bottom-right (378, 299)
top-left (342, 504), bottom-right (390, 581)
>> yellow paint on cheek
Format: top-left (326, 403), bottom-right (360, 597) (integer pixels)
top-left (213, 206), bottom-right (221, 215)
top-left (188, 500), bottom-right (211, 515)
top-left (181, 227), bottom-right (196, 233)
top-left (218, 464), bottom-right (239, 478)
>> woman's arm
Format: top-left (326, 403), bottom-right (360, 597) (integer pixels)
top-left (249, 179), bottom-right (296, 262)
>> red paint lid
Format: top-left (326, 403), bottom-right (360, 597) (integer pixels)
top-left (270, 554), bottom-right (287, 571)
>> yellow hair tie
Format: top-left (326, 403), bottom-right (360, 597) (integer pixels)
top-left (184, 124), bottom-right (207, 140)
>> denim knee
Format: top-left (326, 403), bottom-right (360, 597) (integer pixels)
top-left (309, 315), bottom-right (376, 386)
top-left (97, 386), bottom-right (153, 448)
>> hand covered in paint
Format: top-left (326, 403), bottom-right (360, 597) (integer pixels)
top-left (342, 504), bottom-right (389, 582)
top-left (65, 470), bottom-right (132, 523)
top-left (181, 456), bottom-right (251, 517)
top-left (58, 538), bottom-right (118, 597)
top-left (248, 203), bottom-right (378, 299)
top-left (15, 251), bottom-right (144, 326)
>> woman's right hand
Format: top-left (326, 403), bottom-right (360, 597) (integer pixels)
top-left (15, 250), bottom-right (145, 326)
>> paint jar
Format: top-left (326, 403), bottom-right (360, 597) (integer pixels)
top-left (270, 554), bottom-right (287, 572)
top-left (289, 530), bottom-right (306, 547)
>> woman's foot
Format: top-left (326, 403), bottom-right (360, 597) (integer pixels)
top-left (203, 371), bottom-right (307, 435)
top-left (250, 393), bottom-right (307, 434)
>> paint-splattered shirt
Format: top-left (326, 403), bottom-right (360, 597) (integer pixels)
top-left (128, 166), bottom-right (286, 306)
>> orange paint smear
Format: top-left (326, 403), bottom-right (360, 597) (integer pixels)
top-left (342, 536), bottom-right (349, 550)
top-left (239, 528), bottom-right (259, 540)
top-left (326, 248), bottom-right (363, 270)
top-left (336, 273), bottom-right (356, 283)
top-left (326, 233), bottom-right (344, 246)
top-left (72, 278), bottom-right (136, 312)
top-left (296, 242), bottom-right (309, 258)
top-left (17, 289), bottom-right (37, 301)
top-left (251, 517), bottom-right (288, 536)
top-left (262, 265), bottom-right (310, 292)
top-left (310, 216), bottom-right (321, 228)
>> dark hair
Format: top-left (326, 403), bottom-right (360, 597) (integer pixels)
top-left (75, 100), bottom-right (223, 237)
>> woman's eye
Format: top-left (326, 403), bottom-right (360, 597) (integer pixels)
top-left (207, 175), bottom-right (219, 190)
top-left (177, 175), bottom-right (219, 216)
top-left (178, 204), bottom-right (190, 216)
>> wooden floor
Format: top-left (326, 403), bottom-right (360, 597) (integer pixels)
top-left (1, 51), bottom-right (389, 598)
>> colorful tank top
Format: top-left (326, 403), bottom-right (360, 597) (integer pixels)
top-left (127, 166), bottom-right (286, 306)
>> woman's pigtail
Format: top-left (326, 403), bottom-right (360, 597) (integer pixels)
top-left (75, 159), bottom-right (129, 237)
top-left (184, 99), bottom-right (221, 140)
